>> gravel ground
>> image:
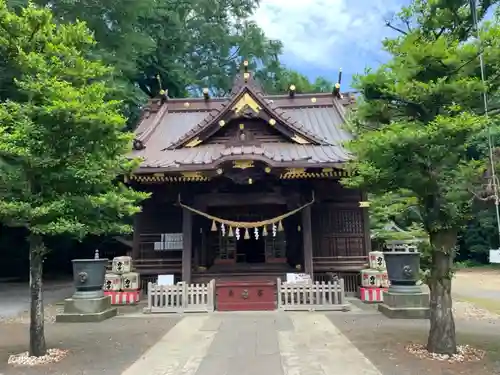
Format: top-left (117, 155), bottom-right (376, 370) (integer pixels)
top-left (453, 299), bottom-right (500, 322)
top-left (0, 315), bottom-right (181, 375)
top-left (327, 313), bottom-right (500, 375)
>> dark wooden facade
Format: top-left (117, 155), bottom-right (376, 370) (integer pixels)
top-left (127, 64), bottom-right (370, 290)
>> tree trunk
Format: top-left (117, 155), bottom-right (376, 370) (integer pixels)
top-left (427, 229), bottom-right (457, 355)
top-left (29, 233), bottom-right (47, 357)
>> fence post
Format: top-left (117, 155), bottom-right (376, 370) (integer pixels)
top-left (182, 282), bottom-right (188, 309)
top-left (276, 278), bottom-right (282, 309)
top-left (208, 279), bottom-right (215, 312)
top-left (339, 278), bottom-right (345, 304)
top-left (143, 282), bottom-right (153, 313)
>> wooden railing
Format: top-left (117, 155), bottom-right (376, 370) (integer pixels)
top-left (144, 281), bottom-right (215, 313)
top-left (314, 272), bottom-right (360, 294)
top-left (276, 278), bottom-right (350, 311)
top-left (312, 256), bottom-right (368, 272)
top-left (136, 233), bottom-right (184, 259)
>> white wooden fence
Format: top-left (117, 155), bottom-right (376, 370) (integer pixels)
top-left (144, 280), bottom-right (215, 313)
top-left (276, 278), bottom-right (350, 311)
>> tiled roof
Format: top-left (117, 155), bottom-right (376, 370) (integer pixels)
top-left (134, 144), bottom-right (350, 170)
top-left (133, 86), bottom-right (355, 171)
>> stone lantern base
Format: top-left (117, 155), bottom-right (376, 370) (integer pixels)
top-left (378, 288), bottom-right (430, 319)
top-left (56, 295), bottom-right (117, 323)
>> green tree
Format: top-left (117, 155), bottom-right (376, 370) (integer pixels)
top-left (257, 66), bottom-right (335, 94)
top-left (8, 0), bottom-right (284, 121)
top-left (344, 0), bottom-right (500, 355)
top-left (0, 2), bottom-right (147, 356)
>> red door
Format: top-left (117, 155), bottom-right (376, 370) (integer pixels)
top-left (216, 281), bottom-right (276, 311)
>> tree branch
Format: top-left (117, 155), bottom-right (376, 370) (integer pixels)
top-left (385, 21), bottom-right (408, 35)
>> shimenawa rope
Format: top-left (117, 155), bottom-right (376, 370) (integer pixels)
top-left (177, 192), bottom-right (315, 229)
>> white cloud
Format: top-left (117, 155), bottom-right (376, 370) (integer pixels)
top-left (252, 0), bottom-right (406, 71)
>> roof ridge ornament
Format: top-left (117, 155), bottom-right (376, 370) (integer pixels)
top-left (243, 60), bottom-right (250, 83)
top-left (333, 68), bottom-right (342, 99)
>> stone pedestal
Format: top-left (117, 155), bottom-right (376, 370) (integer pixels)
top-left (56, 295), bottom-right (117, 323)
top-left (378, 289), bottom-right (430, 319)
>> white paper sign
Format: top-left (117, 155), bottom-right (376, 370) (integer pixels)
top-left (286, 273), bottom-right (311, 284)
top-left (157, 274), bottom-right (175, 285)
top-left (489, 249), bottom-right (500, 264)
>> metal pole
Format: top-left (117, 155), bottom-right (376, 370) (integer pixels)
top-left (470, 0), bottom-right (500, 245)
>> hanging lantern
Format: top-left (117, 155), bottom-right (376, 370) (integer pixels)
top-left (228, 227), bottom-right (234, 237)
top-left (278, 221), bottom-right (284, 231)
top-left (244, 228), bottom-right (250, 240)
top-left (211, 220), bottom-right (217, 232)
top-left (254, 227), bottom-right (259, 240)
top-left (262, 226), bottom-right (268, 236)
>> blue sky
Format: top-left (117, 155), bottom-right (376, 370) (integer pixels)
top-left (252, 0), bottom-right (412, 90)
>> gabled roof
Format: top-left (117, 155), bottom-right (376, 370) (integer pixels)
top-left (168, 73), bottom-right (327, 149)
top-left (132, 70), bottom-right (356, 172)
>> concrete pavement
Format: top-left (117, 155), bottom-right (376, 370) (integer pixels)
top-left (120, 312), bottom-right (382, 375)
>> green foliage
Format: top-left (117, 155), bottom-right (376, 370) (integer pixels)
top-left (459, 205), bottom-right (499, 261)
top-left (0, 1), bottom-right (147, 238)
top-left (368, 191), bottom-right (425, 239)
top-left (345, 0), bottom-right (500, 241)
top-left (345, 112), bottom-right (488, 234)
top-left (7, 0), bottom-right (285, 122)
top-left (257, 66), bottom-right (334, 94)
top-left (350, 1), bottom-right (500, 264)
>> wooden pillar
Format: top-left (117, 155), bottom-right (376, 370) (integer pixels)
top-left (200, 229), bottom-right (207, 267)
top-left (131, 213), bottom-right (140, 259)
top-left (361, 191), bottom-right (372, 254)
top-left (182, 208), bottom-right (193, 283)
top-left (302, 205), bottom-right (314, 278)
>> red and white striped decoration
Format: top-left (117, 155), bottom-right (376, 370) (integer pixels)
top-left (359, 287), bottom-right (387, 303)
top-left (104, 290), bottom-right (141, 305)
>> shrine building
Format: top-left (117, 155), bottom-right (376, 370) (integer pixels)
top-left (126, 62), bottom-right (370, 293)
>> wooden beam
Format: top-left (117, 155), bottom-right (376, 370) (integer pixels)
top-left (193, 192), bottom-right (288, 207)
top-left (361, 190), bottom-right (372, 254)
top-left (182, 208), bottom-right (193, 283)
top-left (131, 214), bottom-right (140, 259)
top-left (301, 205), bottom-right (314, 278)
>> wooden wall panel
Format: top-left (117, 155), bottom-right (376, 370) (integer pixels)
top-left (205, 118), bottom-right (289, 144)
top-left (137, 198), bottom-right (184, 259)
top-left (311, 202), bottom-right (367, 258)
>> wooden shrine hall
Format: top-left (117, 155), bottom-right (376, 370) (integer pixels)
top-left (127, 62), bottom-right (371, 293)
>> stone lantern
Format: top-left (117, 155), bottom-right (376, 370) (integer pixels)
top-left (377, 239), bottom-right (430, 319)
top-left (56, 258), bottom-right (117, 322)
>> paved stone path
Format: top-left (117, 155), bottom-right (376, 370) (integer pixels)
top-left (121, 312), bottom-right (382, 375)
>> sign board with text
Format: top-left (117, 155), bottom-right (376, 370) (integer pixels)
top-left (286, 273), bottom-right (312, 284)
